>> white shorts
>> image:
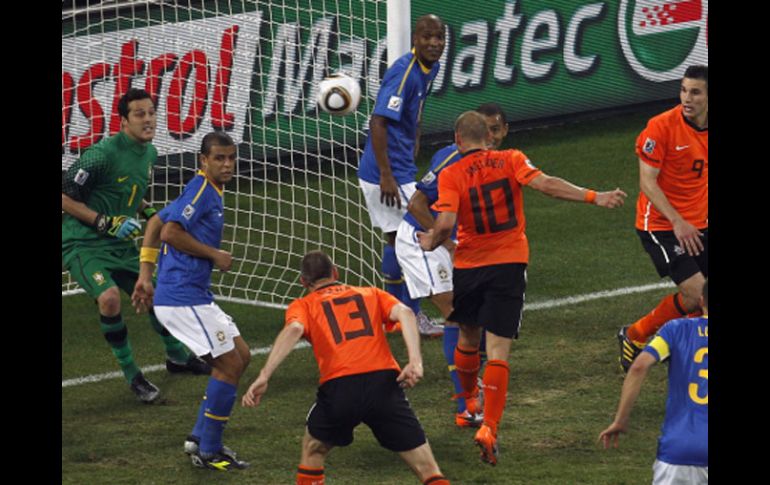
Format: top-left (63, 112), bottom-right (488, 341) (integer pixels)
top-left (359, 179), bottom-right (417, 233)
top-left (395, 219), bottom-right (454, 299)
top-left (154, 302), bottom-right (241, 359)
top-left (652, 459), bottom-right (708, 485)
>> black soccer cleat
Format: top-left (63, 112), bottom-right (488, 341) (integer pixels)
top-left (617, 326), bottom-right (644, 374)
top-left (185, 436), bottom-right (250, 471)
top-left (130, 372), bottom-right (160, 403)
top-left (166, 355), bottom-right (212, 375)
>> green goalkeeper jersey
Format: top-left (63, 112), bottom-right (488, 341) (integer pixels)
top-left (62, 131), bottom-right (158, 261)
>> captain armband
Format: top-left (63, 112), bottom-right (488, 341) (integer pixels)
top-left (139, 247), bottom-right (160, 264)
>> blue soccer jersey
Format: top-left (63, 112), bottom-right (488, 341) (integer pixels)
top-left (358, 50), bottom-right (440, 185)
top-left (643, 316), bottom-right (708, 466)
top-left (403, 143), bottom-right (461, 234)
top-left (154, 171), bottom-right (225, 306)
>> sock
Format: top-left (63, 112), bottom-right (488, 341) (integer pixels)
top-left (442, 327), bottom-right (466, 413)
top-left (190, 394), bottom-right (208, 440)
top-left (423, 475), bottom-right (450, 485)
top-left (149, 309), bottom-right (190, 363)
top-left (100, 314), bottom-right (140, 383)
top-left (482, 360), bottom-right (509, 435)
top-left (453, 344), bottom-right (480, 396)
top-left (199, 378), bottom-right (237, 455)
top-left (627, 293), bottom-right (688, 342)
top-left (400, 283), bottom-right (422, 315)
top-left (382, 244), bottom-right (417, 309)
top-left (297, 466), bottom-right (325, 485)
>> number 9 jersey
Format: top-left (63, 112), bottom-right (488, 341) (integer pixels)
top-left (433, 148), bottom-right (543, 269)
top-left (635, 105), bottom-right (708, 232)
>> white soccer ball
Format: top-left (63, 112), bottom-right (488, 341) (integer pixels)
top-left (317, 73), bottom-right (361, 116)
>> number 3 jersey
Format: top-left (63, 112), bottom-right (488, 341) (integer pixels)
top-left (643, 316), bottom-right (709, 467)
top-left (433, 148), bottom-right (543, 269)
top-left (635, 105), bottom-right (708, 232)
top-left (285, 284), bottom-right (401, 385)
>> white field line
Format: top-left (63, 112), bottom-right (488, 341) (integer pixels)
top-left (62, 281), bottom-right (674, 388)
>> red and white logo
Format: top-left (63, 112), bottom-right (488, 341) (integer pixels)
top-left (619, 0), bottom-right (708, 83)
top-left (62, 12), bottom-right (262, 169)
top-left (632, 0), bottom-right (703, 36)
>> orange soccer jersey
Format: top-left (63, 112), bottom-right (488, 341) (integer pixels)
top-left (635, 105), bottom-right (708, 231)
top-left (285, 284), bottom-right (401, 385)
top-left (433, 148), bottom-right (543, 269)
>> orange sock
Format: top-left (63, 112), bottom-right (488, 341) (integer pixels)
top-left (454, 344), bottom-right (480, 395)
top-left (627, 293), bottom-right (687, 342)
top-left (481, 360), bottom-right (509, 435)
top-left (297, 466), bottom-right (325, 485)
top-left (423, 475), bottom-right (450, 485)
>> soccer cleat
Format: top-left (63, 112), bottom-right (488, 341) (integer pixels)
top-left (618, 326), bottom-right (645, 373)
top-left (416, 312), bottom-right (444, 338)
top-left (455, 410), bottom-right (484, 428)
top-left (130, 372), bottom-right (160, 403)
top-left (186, 436), bottom-right (250, 471)
top-left (166, 355), bottom-right (212, 375)
top-left (474, 424), bottom-right (499, 466)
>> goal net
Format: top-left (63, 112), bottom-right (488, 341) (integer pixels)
top-left (62, 0), bottom-right (395, 308)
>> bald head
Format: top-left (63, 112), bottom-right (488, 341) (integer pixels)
top-left (454, 111), bottom-right (490, 150)
top-left (414, 14), bottom-right (444, 34)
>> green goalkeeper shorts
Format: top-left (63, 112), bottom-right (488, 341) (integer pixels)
top-left (64, 244), bottom-right (141, 299)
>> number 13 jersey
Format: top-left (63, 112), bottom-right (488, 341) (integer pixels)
top-left (285, 284), bottom-right (401, 385)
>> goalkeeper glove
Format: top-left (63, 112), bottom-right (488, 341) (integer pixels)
top-left (94, 214), bottom-right (142, 240)
top-left (141, 206), bottom-right (158, 221)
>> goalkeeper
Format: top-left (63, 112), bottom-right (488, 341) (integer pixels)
top-left (62, 88), bottom-right (211, 404)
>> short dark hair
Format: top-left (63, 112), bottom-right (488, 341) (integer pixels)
top-left (200, 131), bottom-right (235, 156)
top-left (684, 65), bottom-right (708, 91)
top-left (118, 88), bottom-right (154, 120)
top-left (476, 103), bottom-right (507, 124)
top-left (702, 278), bottom-right (708, 308)
top-left (301, 251), bottom-right (335, 285)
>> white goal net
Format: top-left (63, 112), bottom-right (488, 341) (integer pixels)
top-left (62, 0), bottom-right (393, 307)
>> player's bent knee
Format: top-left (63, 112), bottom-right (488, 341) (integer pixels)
top-left (97, 287), bottom-right (122, 316)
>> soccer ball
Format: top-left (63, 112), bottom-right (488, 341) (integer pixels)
top-left (317, 73), bottom-right (361, 116)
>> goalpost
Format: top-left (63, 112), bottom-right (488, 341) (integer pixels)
top-left (62, 0), bottom-right (410, 308)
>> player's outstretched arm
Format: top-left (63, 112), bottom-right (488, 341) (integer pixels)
top-left (242, 322), bottom-right (305, 408)
top-left (390, 303), bottom-right (424, 389)
top-left (527, 173), bottom-right (627, 208)
top-left (597, 352), bottom-right (656, 449)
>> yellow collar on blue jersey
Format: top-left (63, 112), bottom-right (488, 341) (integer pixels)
top-left (411, 48), bottom-right (433, 74)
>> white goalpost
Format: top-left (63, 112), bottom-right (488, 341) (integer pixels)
top-left (62, 0), bottom-right (411, 308)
